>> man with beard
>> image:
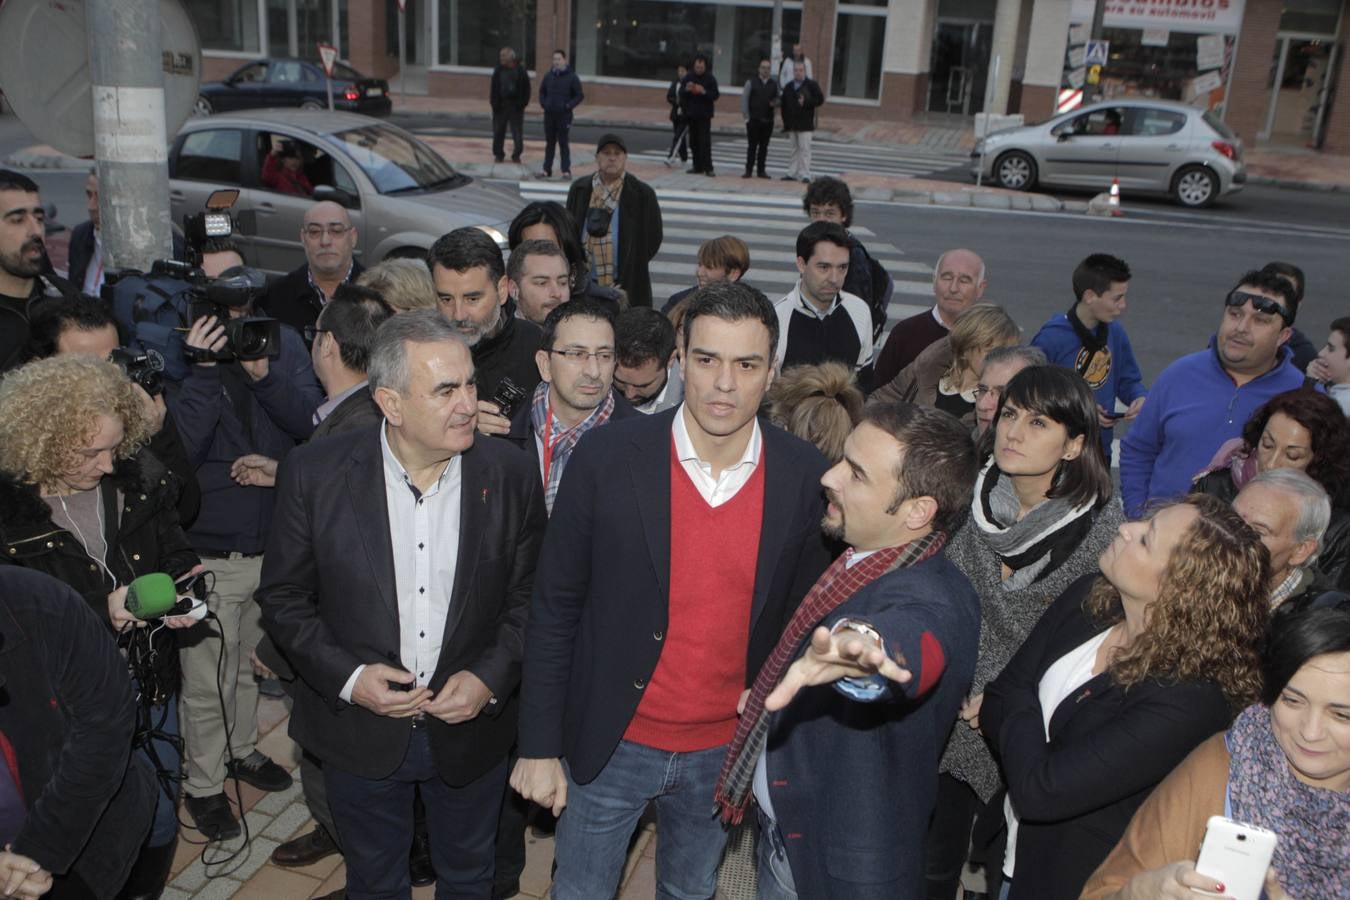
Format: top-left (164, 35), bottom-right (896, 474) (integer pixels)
top-left (0, 170), bottom-right (75, 371)
top-left (428, 227), bottom-right (543, 437)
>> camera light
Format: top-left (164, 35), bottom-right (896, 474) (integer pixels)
top-left (203, 212), bottom-right (232, 237)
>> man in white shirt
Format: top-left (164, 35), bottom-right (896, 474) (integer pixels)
top-left (774, 221), bottom-right (873, 373)
top-left (257, 309), bottom-right (547, 899)
top-left (778, 43), bottom-right (814, 86)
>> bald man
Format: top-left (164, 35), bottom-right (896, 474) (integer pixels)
top-left (260, 200), bottom-right (365, 334)
top-left (872, 248), bottom-right (987, 389)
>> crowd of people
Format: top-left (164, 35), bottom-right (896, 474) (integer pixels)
top-left (0, 130), bottom-right (1347, 900)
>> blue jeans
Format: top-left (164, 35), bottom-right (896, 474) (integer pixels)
top-left (326, 724), bottom-right (507, 900)
top-left (553, 740), bottom-right (730, 900)
top-left (755, 809), bottom-right (798, 900)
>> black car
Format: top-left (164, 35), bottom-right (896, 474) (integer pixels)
top-left (194, 58), bottom-right (392, 117)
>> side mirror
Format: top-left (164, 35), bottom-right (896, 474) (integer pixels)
top-left (313, 185), bottom-right (359, 210)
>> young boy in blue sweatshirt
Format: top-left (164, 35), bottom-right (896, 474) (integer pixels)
top-left (1031, 253), bottom-right (1146, 463)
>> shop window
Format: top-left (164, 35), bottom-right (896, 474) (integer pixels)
top-left (185, 0), bottom-right (261, 53)
top-left (436, 0), bottom-right (536, 69)
top-left (1128, 108), bottom-right (1187, 136)
top-left (175, 129), bottom-right (244, 184)
top-left (831, 9), bottom-right (886, 100)
top-left (1096, 28), bottom-right (1237, 111)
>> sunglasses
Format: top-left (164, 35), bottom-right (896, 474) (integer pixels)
top-left (1225, 290), bottom-right (1291, 325)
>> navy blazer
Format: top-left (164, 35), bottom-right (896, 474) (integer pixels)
top-left (518, 408), bottom-right (833, 782)
top-left (982, 574), bottom-right (1233, 900)
top-left (765, 552), bottom-right (980, 900)
top-left (257, 425), bottom-right (548, 783)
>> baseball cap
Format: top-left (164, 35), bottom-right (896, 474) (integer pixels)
top-left (596, 133), bottom-right (628, 154)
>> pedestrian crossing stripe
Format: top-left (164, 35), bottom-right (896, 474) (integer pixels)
top-left (630, 136), bottom-right (969, 178)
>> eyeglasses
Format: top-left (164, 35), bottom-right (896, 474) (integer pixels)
top-left (549, 348), bottom-right (616, 365)
top-left (303, 224), bottom-right (352, 239)
top-left (302, 326), bottom-right (328, 343)
top-left (1225, 290), bottom-right (1291, 325)
top-left (972, 384), bottom-right (1002, 401)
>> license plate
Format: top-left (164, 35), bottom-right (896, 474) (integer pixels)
top-left (366, 87), bottom-right (382, 97)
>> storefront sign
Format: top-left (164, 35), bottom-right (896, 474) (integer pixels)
top-left (1071, 0), bottom-right (1246, 35)
top-left (1196, 33), bottom-right (1225, 70)
top-left (1187, 69), bottom-right (1224, 98)
top-left (1142, 28), bottom-right (1171, 46)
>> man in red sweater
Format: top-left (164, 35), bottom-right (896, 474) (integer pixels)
top-left (513, 282), bottom-right (833, 898)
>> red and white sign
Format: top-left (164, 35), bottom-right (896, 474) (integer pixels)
top-left (1072, 0), bottom-right (1245, 34)
top-left (317, 42), bottom-right (338, 77)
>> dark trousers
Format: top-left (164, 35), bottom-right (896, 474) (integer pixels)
top-left (542, 111), bottom-right (572, 174)
top-left (924, 773), bottom-right (983, 900)
top-left (687, 118), bottom-right (713, 172)
top-left (668, 119), bottom-right (688, 162)
top-left (326, 725), bottom-right (507, 899)
top-left (491, 108), bottom-right (524, 161)
top-left (493, 748), bottom-right (529, 892)
top-left (745, 119), bottom-right (773, 174)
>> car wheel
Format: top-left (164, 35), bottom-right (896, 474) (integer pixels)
top-left (193, 96), bottom-right (213, 117)
top-left (994, 151), bottom-right (1037, 191)
top-left (1172, 165), bottom-right (1219, 208)
top-left (300, 99), bottom-right (325, 111)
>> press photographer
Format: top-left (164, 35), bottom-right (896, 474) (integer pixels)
top-left (0, 354), bottom-right (202, 899)
top-left (165, 246), bottom-right (322, 840)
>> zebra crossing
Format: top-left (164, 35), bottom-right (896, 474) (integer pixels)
top-left (516, 181), bottom-right (936, 334)
top-left (629, 136), bottom-right (968, 180)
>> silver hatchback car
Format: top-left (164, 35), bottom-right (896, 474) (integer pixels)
top-left (970, 100), bottom-right (1246, 208)
top-left (169, 110), bottom-right (523, 275)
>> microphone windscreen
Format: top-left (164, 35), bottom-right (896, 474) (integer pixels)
top-left (124, 572), bottom-right (178, 619)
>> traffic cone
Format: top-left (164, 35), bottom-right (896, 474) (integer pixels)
top-left (1108, 178), bottom-right (1122, 216)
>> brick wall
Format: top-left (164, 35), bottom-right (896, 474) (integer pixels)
top-left (802, 0), bottom-right (839, 98)
top-left (1225, 0), bottom-right (1281, 145)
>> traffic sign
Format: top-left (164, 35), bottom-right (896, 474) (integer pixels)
top-left (1084, 40), bottom-right (1109, 67)
top-left (317, 42), bottom-right (338, 77)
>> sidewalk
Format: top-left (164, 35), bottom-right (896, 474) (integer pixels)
top-left (158, 694), bottom-right (670, 899)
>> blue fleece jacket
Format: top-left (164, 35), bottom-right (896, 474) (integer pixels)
top-left (1118, 340), bottom-right (1306, 518)
top-left (1032, 311), bottom-right (1147, 456)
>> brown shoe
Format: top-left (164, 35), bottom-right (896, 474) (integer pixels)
top-left (270, 824), bottom-right (340, 867)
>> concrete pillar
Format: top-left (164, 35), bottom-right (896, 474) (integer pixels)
top-left (1226, 0), bottom-right (1283, 145)
top-left (984, 0), bottom-right (1023, 114)
top-left (349, 0), bottom-right (394, 79)
top-left (802, 0), bottom-right (838, 96)
top-left (1020, 0), bottom-right (1072, 120)
top-left (879, 0), bottom-right (936, 119)
top-left (535, 0), bottom-right (571, 75)
top-left (573, 0), bottom-right (600, 77)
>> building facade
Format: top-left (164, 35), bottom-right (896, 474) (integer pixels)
top-left (190, 0), bottom-right (1349, 153)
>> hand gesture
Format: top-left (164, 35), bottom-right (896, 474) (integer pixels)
top-left (422, 670), bottom-right (493, 724)
top-left (476, 400), bottom-right (510, 436)
top-left (0, 848), bottom-right (52, 899)
top-left (764, 625), bottom-right (911, 712)
top-left (162, 563), bottom-right (208, 630)
top-left (1307, 357), bottom-right (1332, 383)
top-left (510, 757), bottom-right (568, 816)
top-left (185, 316), bottom-right (227, 366)
top-left (1097, 404), bottom-right (1119, 430)
top-left (231, 454), bottom-right (278, 487)
top-left (1123, 396), bottom-right (1145, 421)
top-left (1117, 861), bottom-right (1231, 899)
top-left (350, 664), bottom-right (433, 718)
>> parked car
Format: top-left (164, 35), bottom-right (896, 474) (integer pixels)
top-left (169, 110), bottom-right (521, 275)
top-left (195, 58), bottom-right (392, 117)
top-left (970, 100), bottom-right (1246, 207)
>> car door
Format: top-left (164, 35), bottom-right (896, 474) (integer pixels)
top-left (169, 127), bottom-right (253, 260)
top-left (213, 62), bottom-right (270, 112)
top-left (1115, 107), bottom-right (1190, 192)
top-left (247, 130), bottom-right (366, 275)
top-left (1041, 106), bottom-right (1124, 188)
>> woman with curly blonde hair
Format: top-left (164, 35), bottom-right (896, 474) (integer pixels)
top-left (355, 257), bottom-right (438, 312)
top-left (978, 492), bottom-right (1269, 900)
top-left (765, 361), bottom-right (863, 462)
top-left (0, 354), bottom-right (200, 899)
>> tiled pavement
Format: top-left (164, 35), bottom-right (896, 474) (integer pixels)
top-left (162, 694), bottom-right (751, 899)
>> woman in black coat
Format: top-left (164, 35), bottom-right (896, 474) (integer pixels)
top-left (980, 494), bottom-right (1270, 900)
top-left (0, 355), bottom-right (200, 900)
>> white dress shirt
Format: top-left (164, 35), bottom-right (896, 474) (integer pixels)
top-left (339, 422), bottom-right (462, 701)
top-left (672, 402), bottom-right (762, 507)
top-left (82, 229), bottom-right (105, 296)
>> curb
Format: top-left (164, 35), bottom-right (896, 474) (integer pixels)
top-left (1246, 174), bottom-right (1348, 193)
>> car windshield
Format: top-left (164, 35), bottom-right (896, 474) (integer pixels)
top-left (1202, 110), bottom-right (1237, 141)
top-left (329, 125), bottom-right (459, 194)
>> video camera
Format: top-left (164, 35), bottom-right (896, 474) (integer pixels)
top-left (109, 346), bottom-right (166, 396)
top-left (108, 190), bottom-right (282, 380)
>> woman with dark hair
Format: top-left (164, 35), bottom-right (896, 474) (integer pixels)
top-left (983, 493), bottom-right (1270, 899)
top-left (1083, 593), bottom-right (1350, 900)
top-left (507, 200), bottom-right (622, 309)
top-left (1193, 387), bottom-right (1350, 586)
top-left (926, 365), bottom-right (1124, 899)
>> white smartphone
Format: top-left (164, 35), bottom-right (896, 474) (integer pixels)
top-left (1193, 815), bottom-right (1278, 900)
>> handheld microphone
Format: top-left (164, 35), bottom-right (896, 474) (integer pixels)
top-left (124, 572), bottom-right (179, 619)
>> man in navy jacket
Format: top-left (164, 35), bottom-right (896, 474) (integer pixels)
top-left (751, 404), bottom-right (981, 899)
top-left (538, 50), bottom-right (583, 179)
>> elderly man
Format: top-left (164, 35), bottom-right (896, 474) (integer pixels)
top-left (565, 134), bottom-right (664, 308)
top-left (1232, 468), bottom-right (1332, 608)
top-left (261, 201), bottom-right (364, 334)
top-left (973, 346), bottom-right (1047, 436)
top-left (873, 249), bottom-right (987, 389)
top-left (715, 403), bottom-right (980, 899)
top-left (258, 310), bottom-right (546, 899)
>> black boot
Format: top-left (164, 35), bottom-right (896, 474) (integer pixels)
top-left (116, 836), bottom-right (177, 900)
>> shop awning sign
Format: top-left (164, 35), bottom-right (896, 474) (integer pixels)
top-left (1196, 34), bottom-right (1225, 70)
top-left (1084, 41), bottom-right (1110, 66)
top-left (1071, 0), bottom-right (1246, 35)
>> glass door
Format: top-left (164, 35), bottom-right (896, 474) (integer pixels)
top-left (928, 20), bottom-right (993, 115)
